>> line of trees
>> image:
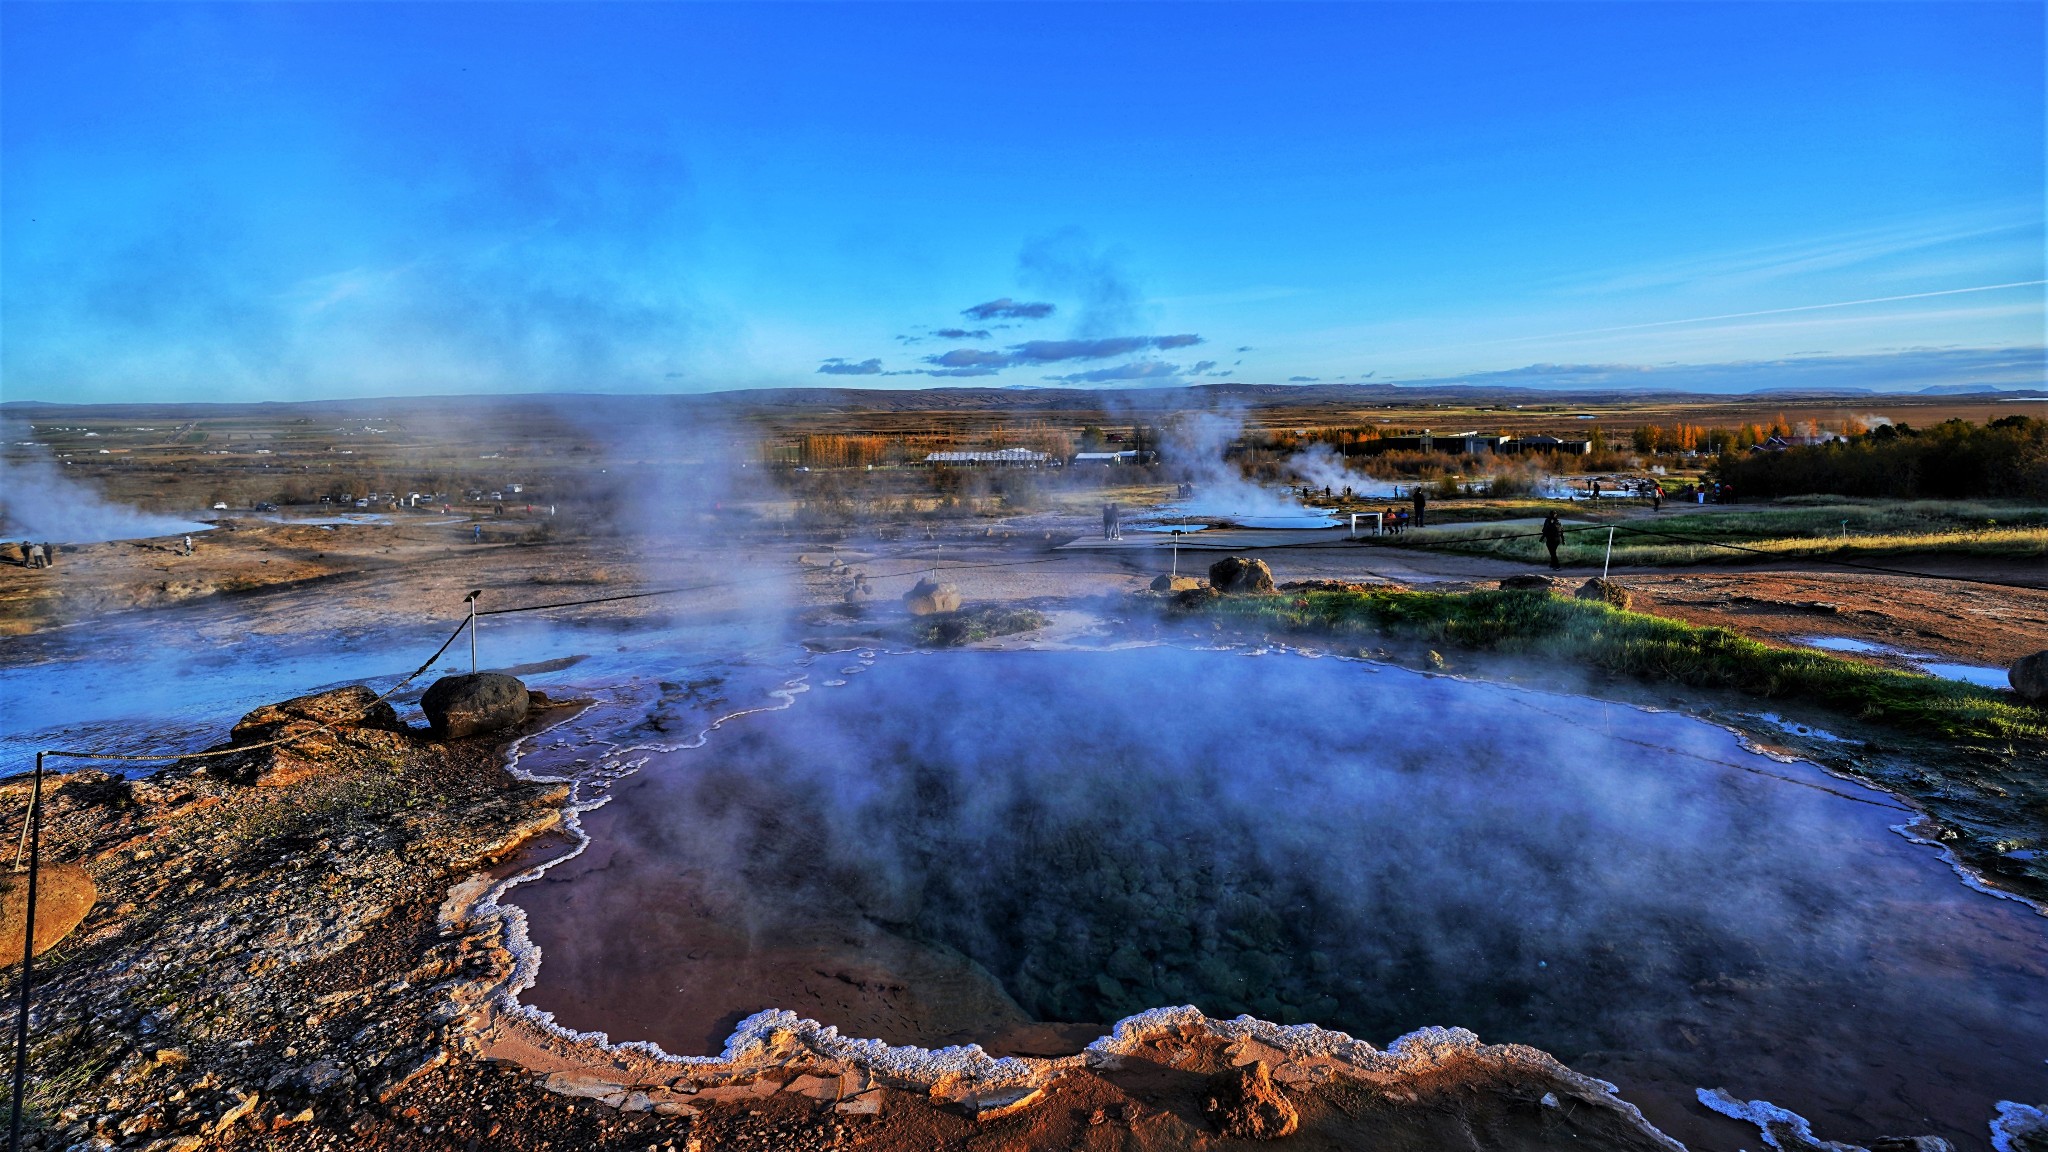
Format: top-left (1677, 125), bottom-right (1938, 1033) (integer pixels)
top-left (1713, 416), bottom-right (2047, 500)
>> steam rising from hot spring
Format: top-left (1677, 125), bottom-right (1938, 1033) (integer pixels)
top-left (513, 646), bottom-right (2048, 1144)
top-left (0, 455), bottom-right (217, 543)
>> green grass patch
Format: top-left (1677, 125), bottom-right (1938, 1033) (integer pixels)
top-left (1180, 587), bottom-right (2043, 745)
top-left (1403, 498), bottom-right (2048, 566)
top-left (910, 605), bottom-right (1051, 648)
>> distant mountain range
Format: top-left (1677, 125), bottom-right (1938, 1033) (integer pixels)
top-left (5, 381), bottom-right (2043, 422)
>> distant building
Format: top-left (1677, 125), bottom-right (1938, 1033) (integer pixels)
top-left (1503, 435), bottom-right (1593, 455)
top-left (922, 449), bottom-right (1050, 466)
top-left (1071, 450), bottom-right (1150, 465)
top-left (1360, 430), bottom-right (1512, 456)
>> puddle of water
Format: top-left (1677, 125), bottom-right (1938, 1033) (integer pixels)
top-left (510, 647), bottom-right (2048, 1152)
top-left (245, 513), bottom-right (396, 527)
top-left (1746, 712), bottom-right (1860, 745)
top-left (1913, 661), bottom-right (2011, 690)
top-left (1794, 638), bottom-right (2014, 691)
top-left (1228, 513), bottom-right (1342, 529)
top-left (1797, 635), bottom-right (1896, 655)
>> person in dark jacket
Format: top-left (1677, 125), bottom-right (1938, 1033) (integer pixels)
top-left (1541, 512), bottom-right (1565, 569)
top-left (1411, 486), bottom-right (1427, 529)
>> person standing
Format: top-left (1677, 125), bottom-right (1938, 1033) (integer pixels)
top-left (1651, 485), bottom-right (1663, 512)
top-left (1411, 486), bottom-right (1427, 529)
top-left (1103, 502), bottom-right (1115, 540)
top-left (15, 542), bottom-right (28, 568)
top-left (40, 543), bottom-right (55, 568)
top-left (1541, 512), bottom-right (1565, 569)
top-left (182, 535), bottom-right (193, 557)
top-left (27, 543), bottom-right (45, 569)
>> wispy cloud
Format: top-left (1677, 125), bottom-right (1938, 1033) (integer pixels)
top-left (921, 333), bottom-right (1202, 371)
top-left (817, 357), bottom-right (883, 375)
top-left (1047, 359), bottom-right (1184, 384)
top-left (963, 297), bottom-right (1055, 321)
top-left (1386, 346), bottom-right (2046, 394)
top-left (1560, 204), bottom-right (2042, 297)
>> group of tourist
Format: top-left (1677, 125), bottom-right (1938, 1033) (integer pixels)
top-left (14, 540), bottom-right (58, 569)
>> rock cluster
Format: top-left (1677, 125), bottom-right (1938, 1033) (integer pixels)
top-left (205, 685), bottom-right (416, 786)
top-left (1499, 574), bottom-right (1559, 592)
top-left (0, 695), bottom-right (576, 1152)
top-left (1207, 556), bottom-right (1275, 594)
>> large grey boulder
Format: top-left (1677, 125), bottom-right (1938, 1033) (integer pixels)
top-left (420, 673), bottom-right (530, 740)
top-left (2012, 651), bottom-right (2048, 705)
top-left (1208, 556), bottom-right (1275, 595)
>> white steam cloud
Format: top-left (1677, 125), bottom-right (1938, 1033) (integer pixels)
top-left (0, 454), bottom-right (217, 544)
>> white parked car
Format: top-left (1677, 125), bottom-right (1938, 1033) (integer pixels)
top-left (211, 502), bottom-right (229, 510)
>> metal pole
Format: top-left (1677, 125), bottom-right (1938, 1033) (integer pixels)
top-left (464, 590), bottom-right (481, 674)
top-left (1171, 530), bottom-right (1181, 577)
top-left (9, 753), bottom-right (44, 1152)
top-left (1603, 526), bottom-right (1615, 578)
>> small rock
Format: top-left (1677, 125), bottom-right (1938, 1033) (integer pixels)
top-left (1150, 574), bottom-right (1202, 593)
top-left (420, 673), bottom-right (530, 740)
top-left (1203, 1060), bottom-right (1298, 1140)
top-left (834, 1091), bottom-right (883, 1116)
top-left (1208, 556), bottom-right (1275, 594)
top-left (1498, 574), bottom-right (1558, 592)
top-left (0, 864), bottom-right (97, 964)
top-left (1575, 577), bottom-right (1633, 610)
top-left (903, 578), bottom-right (962, 616)
top-left (2011, 651), bottom-right (2048, 705)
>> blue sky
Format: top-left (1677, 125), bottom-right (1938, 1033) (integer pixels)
top-left (3, 2), bottom-right (2043, 401)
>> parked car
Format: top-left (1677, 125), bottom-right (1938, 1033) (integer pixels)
top-left (211, 502), bottom-right (229, 510)
top-left (253, 502), bottom-right (278, 512)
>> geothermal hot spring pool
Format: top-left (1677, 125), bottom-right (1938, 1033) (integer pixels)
top-left (506, 646), bottom-right (2048, 1149)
